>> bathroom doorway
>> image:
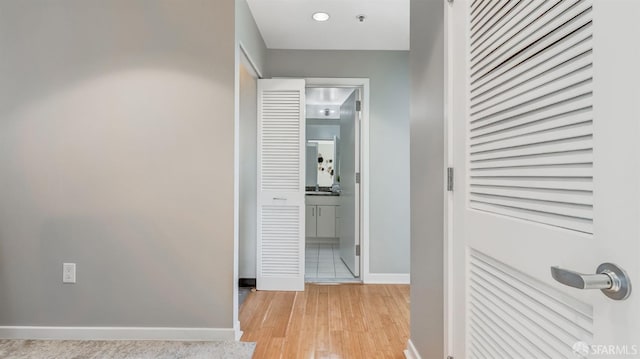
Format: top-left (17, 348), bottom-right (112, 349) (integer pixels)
top-left (253, 77), bottom-right (370, 291)
top-left (304, 79), bottom-right (368, 283)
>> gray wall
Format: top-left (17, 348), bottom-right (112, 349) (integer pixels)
top-left (306, 123), bottom-right (340, 141)
top-left (267, 50), bottom-right (411, 274)
top-left (236, 0), bottom-right (267, 76)
top-left (238, 62), bottom-right (258, 279)
top-left (0, 0), bottom-right (235, 328)
top-left (409, 0), bottom-right (445, 357)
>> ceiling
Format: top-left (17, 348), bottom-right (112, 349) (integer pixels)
top-left (306, 88), bottom-right (355, 106)
top-left (246, 0), bottom-right (410, 51)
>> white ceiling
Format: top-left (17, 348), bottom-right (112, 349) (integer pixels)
top-left (246, 0), bottom-right (410, 51)
top-left (306, 88), bottom-right (355, 106)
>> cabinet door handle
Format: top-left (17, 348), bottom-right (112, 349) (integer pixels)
top-left (319, 207), bottom-right (322, 216)
top-left (312, 207), bottom-right (315, 216)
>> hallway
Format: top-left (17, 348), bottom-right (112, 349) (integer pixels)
top-left (239, 284), bottom-right (409, 358)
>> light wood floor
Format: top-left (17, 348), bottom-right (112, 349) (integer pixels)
top-left (239, 283), bottom-right (410, 359)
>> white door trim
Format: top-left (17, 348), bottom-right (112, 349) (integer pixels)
top-left (234, 42), bottom-right (262, 339)
top-left (239, 42), bottom-right (263, 79)
top-left (233, 43), bottom-right (240, 341)
top-left (443, 0), bottom-right (455, 357)
top-left (304, 77), bottom-right (371, 283)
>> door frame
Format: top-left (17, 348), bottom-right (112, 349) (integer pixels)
top-left (234, 42), bottom-right (263, 340)
top-left (443, 0), bottom-right (459, 357)
top-left (304, 77), bottom-right (371, 283)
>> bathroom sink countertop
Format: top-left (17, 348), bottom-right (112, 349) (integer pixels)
top-left (305, 191), bottom-right (340, 196)
top-left (305, 186), bottom-right (339, 196)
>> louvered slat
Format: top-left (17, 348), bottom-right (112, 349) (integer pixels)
top-left (472, 9), bottom-right (593, 96)
top-left (470, 0), bottom-right (499, 31)
top-left (471, 122), bottom-right (591, 152)
top-left (468, 0), bottom-right (594, 234)
top-left (470, 109), bottom-right (591, 146)
top-left (471, 0), bottom-right (590, 83)
top-left (260, 90), bottom-right (300, 191)
top-left (469, 250), bottom-right (594, 359)
top-left (261, 210), bottom-right (301, 277)
top-left (471, 53), bottom-right (593, 117)
top-left (260, 206), bottom-right (300, 276)
top-left (470, 185), bottom-right (592, 205)
top-left (470, 177), bottom-right (593, 191)
top-left (472, 0), bottom-right (555, 69)
top-left (470, 80), bottom-right (592, 128)
top-left (470, 0), bottom-right (522, 50)
top-left (471, 37), bottom-right (592, 107)
top-left (471, 202), bottom-right (592, 233)
top-left (470, 137), bottom-right (592, 163)
top-left (471, 151), bottom-right (592, 171)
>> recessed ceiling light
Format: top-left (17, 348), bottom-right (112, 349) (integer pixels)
top-left (312, 12), bottom-right (330, 22)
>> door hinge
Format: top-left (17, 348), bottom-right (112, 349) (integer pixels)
top-left (355, 172), bottom-right (361, 184)
top-left (447, 167), bottom-right (454, 191)
top-left (355, 100), bottom-right (362, 112)
top-left (355, 244), bottom-right (361, 256)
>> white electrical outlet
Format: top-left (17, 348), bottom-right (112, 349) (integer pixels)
top-left (63, 263), bottom-right (76, 284)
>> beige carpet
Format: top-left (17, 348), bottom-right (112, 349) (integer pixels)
top-left (0, 340), bottom-right (256, 359)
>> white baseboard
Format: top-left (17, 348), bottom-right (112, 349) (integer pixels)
top-left (0, 326), bottom-right (236, 341)
top-left (364, 273), bottom-right (410, 284)
top-left (404, 339), bottom-right (422, 359)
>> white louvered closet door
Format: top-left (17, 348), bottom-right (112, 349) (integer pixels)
top-left (450, 1), bottom-right (640, 358)
top-left (257, 79), bottom-right (306, 291)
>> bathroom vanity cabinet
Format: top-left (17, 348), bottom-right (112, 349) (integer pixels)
top-left (305, 195), bottom-right (339, 238)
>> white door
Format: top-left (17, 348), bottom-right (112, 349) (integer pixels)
top-left (338, 90), bottom-right (360, 276)
top-left (257, 79), bottom-right (306, 291)
top-left (450, 1), bottom-right (640, 358)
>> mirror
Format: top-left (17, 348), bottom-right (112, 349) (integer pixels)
top-left (307, 139), bottom-right (337, 187)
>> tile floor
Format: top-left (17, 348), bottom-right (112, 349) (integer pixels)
top-left (305, 243), bottom-right (356, 280)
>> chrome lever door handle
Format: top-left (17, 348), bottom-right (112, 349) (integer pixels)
top-left (550, 267), bottom-right (611, 290)
top-left (550, 263), bottom-right (632, 301)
